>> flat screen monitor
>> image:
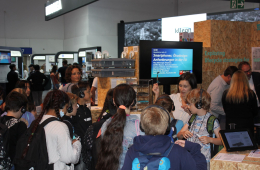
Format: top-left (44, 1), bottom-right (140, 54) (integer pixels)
top-left (139, 40), bottom-right (202, 94)
top-left (151, 48), bottom-right (193, 78)
top-left (0, 52), bottom-right (11, 64)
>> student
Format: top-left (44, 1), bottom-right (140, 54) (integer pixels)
top-left (155, 94), bottom-right (184, 141)
top-left (96, 84), bottom-right (144, 170)
top-left (71, 81), bottom-right (92, 169)
top-left (177, 89), bottom-right (222, 170)
top-left (122, 105), bottom-right (207, 170)
top-left (16, 90), bottom-right (81, 169)
top-left (0, 91), bottom-right (28, 168)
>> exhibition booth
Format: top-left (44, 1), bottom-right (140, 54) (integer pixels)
top-left (55, 51), bottom-right (78, 67)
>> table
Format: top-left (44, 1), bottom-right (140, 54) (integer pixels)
top-left (210, 148), bottom-right (260, 170)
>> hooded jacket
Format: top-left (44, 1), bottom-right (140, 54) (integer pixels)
top-left (122, 135), bottom-right (207, 170)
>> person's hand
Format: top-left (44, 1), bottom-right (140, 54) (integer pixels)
top-left (152, 83), bottom-right (159, 96)
top-left (199, 136), bottom-right (211, 144)
top-left (183, 131), bottom-right (193, 139)
top-left (181, 104), bottom-right (191, 115)
top-left (175, 140), bottom-right (186, 147)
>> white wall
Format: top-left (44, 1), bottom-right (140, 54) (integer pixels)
top-left (63, 0), bottom-right (179, 58)
top-left (0, 0), bottom-right (64, 54)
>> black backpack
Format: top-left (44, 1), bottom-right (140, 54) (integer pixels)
top-left (14, 117), bottom-right (58, 170)
top-left (0, 117), bottom-right (16, 170)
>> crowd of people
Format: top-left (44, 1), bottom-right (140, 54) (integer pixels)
top-left (0, 60), bottom-right (259, 170)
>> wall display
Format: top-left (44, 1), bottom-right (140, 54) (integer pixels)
top-left (151, 48), bottom-right (193, 78)
top-left (208, 10), bottom-right (260, 22)
top-left (79, 51), bottom-right (86, 57)
top-left (33, 56), bottom-right (45, 60)
top-left (45, 0), bottom-right (98, 21)
top-left (49, 55), bottom-right (55, 62)
top-left (162, 13), bottom-right (207, 41)
top-left (125, 20), bottom-right (161, 46)
top-left (0, 52), bottom-right (11, 64)
top-left (252, 47), bottom-right (260, 72)
top-left (11, 51), bottom-right (22, 57)
top-left (139, 40), bottom-right (202, 95)
top-left (58, 54), bottom-right (74, 59)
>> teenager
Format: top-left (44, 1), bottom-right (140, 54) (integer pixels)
top-left (96, 84), bottom-right (144, 170)
top-left (122, 105), bottom-right (207, 170)
top-left (177, 89), bottom-right (222, 170)
top-left (0, 91), bottom-right (28, 168)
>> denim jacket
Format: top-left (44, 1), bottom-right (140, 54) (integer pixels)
top-left (101, 115), bottom-right (144, 170)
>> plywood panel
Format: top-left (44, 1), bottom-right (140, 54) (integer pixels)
top-left (194, 20), bottom-right (211, 47)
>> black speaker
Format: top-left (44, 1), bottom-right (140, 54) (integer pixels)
top-left (21, 106), bottom-right (26, 114)
top-left (195, 88), bottom-right (203, 109)
top-left (79, 90), bottom-right (85, 98)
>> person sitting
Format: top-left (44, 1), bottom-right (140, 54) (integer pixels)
top-left (177, 89), bottom-right (222, 170)
top-left (222, 70), bottom-right (258, 134)
top-left (155, 94), bottom-right (184, 141)
top-left (122, 105), bottom-right (207, 170)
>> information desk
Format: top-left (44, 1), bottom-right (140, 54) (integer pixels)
top-left (210, 148), bottom-right (260, 170)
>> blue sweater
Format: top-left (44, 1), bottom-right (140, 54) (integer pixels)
top-left (122, 135), bottom-right (207, 170)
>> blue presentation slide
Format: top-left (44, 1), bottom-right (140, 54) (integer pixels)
top-left (151, 48), bottom-right (193, 78)
top-left (0, 52), bottom-right (11, 64)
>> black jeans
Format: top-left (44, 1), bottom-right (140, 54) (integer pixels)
top-left (32, 91), bottom-right (43, 106)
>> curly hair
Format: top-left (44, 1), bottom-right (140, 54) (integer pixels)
top-left (21, 90), bottom-right (69, 158)
top-left (65, 65), bottom-right (82, 83)
top-left (96, 84), bottom-right (136, 170)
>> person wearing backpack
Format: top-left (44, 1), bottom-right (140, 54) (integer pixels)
top-left (14, 90), bottom-right (81, 170)
top-left (96, 84), bottom-right (144, 170)
top-left (155, 94), bottom-right (184, 142)
top-left (177, 89), bottom-right (222, 170)
top-left (122, 105), bottom-right (207, 170)
top-left (0, 91), bottom-right (28, 169)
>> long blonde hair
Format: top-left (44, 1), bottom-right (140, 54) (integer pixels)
top-left (226, 70), bottom-right (253, 103)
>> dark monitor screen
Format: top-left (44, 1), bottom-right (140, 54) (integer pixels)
top-left (0, 52), bottom-right (11, 64)
top-left (139, 40), bottom-right (202, 94)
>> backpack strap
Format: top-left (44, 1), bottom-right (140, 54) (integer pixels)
top-left (39, 117), bottom-right (59, 129)
top-left (206, 115), bottom-right (218, 158)
top-left (188, 114), bottom-right (197, 130)
top-left (66, 83), bottom-right (73, 92)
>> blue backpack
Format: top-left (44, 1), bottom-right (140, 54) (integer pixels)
top-left (132, 143), bottom-right (174, 170)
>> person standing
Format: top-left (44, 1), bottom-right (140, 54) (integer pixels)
top-left (58, 59), bottom-right (68, 86)
top-left (207, 66), bottom-right (238, 130)
top-left (50, 65), bottom-right (59, 89)
top-left (27, 65), bottom-right (49, 106)
top-left (23, 65), bottom-right (28, 79)
top-left (7, 64), bottom-right (19, 95)
top-left (28, 64), bottom-right (35, 77)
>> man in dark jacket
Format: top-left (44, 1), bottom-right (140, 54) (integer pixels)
top-left (58, 60), bottom-right (68, 86)
top-left (122, 106), bottom-right (207, 170)
top-left (7, 64), bottom-right (19, 95)
top-left (27, 65), bottom-right (49, 106)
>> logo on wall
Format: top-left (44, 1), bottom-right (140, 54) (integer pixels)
top-left (175, 27), bottom-right (191, 34)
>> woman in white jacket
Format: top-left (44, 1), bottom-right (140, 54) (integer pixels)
top-left (21, 90), bottom-right (81, 169)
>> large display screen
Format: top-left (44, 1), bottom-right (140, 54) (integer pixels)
top-left (151, 48), bottom-right (193, 78)
top-left (0, 52), bottom-right (11, 64)
top-left (162, 13), bottom-right (207, 41)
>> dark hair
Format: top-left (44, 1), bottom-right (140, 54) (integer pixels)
top-left (33, 65), bottom-right (40, 71)
top-left (27, 103), bottom-right (36, 112)
top-left (51, 65), bottom-right (57, 73)
top-left (21, 90), bottom-right (69, 158)
top-left (178, 72), bottom-right (197, 91)
top-left (73, 62), bottom-right (79, 66)
top-left (96, 84), bottom-right (136, 170)
top-left (238, 61), bottom-right (250, 70)
top-left (71, 81), bottom-right (90, 97)
top-left (98, 89), bottom-right (117, 121)
top-left (15, 80), bottom-right (29, 90)
top-left (5, 91), bottom-right (27, 112)
top-left (65, 65), bottom-right (82, 83)
top-left (224, 66), bottom-right (238, 77)
top-left (62, 60), bottom-right (68, 65)
top-left (9, 64), bottom-right (16, 70)
top-left (29, 64), bottom-right (34, 68)
top-left (155, 94), bottom-right (174, 113)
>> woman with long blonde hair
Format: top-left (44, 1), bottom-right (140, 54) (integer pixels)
top-left (222, 70), bottom-right (258, 133)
